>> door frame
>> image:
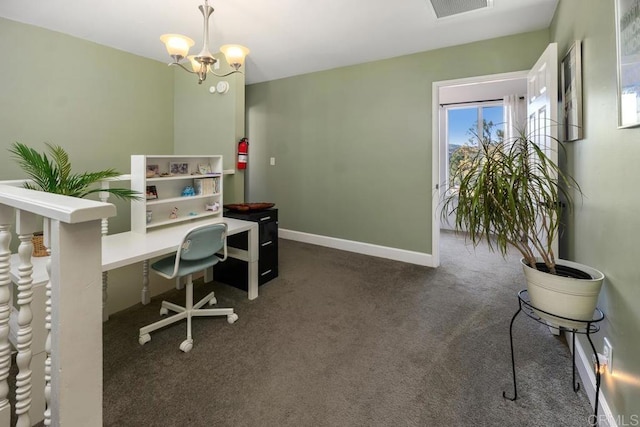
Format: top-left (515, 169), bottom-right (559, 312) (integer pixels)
top-left (431, 70), bottom-right (529, 267)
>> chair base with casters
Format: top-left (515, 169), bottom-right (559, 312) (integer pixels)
top-left (138, 222), bottom-right (238, 353)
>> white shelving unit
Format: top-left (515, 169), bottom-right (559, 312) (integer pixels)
top-left (131, 155), bottom-right (223, 233)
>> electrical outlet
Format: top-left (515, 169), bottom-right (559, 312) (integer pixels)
top-left (603, 337), bottom-right (613, 374)
top-left (270, 157), bottom-right (276, 166)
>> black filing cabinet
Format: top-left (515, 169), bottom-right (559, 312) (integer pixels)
top-left (215, 208), bottom-right (278, 290)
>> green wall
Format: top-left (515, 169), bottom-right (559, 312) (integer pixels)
top-left (551, 0), bottom-right (640, 418)
top-left (246, 30), bottom-right (549, 254)
top-left (0, 17), bottom-right (245, 314)
top-left (173, 58), bottom-right (246, 203)
top-left (0, 17), bottom-right (174, 234)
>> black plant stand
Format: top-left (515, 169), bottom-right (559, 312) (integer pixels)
top-left (503, 290), bottom-right (605, 426)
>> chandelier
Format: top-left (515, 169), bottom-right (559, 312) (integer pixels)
top-left (160, 0), bottom-right (249, 84)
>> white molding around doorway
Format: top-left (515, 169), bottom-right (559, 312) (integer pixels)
top-left (431, 70), bottom-right (529, 267)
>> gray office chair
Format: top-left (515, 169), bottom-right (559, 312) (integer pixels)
top-left (138, 222), bottom-right (238, 352)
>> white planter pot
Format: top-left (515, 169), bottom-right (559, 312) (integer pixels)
top-left (521, 258), bottom-right (604, 330)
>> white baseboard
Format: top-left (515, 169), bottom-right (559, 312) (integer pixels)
top-left (279, 229), bottom-right (435, 267)
top-left (566, 331), bottom-right (617, 427)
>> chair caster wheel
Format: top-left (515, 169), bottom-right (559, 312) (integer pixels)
top-left (160, 307), bottom-right (169, 316)
top-left (227, 313), bottom-right (239, 324)
top-left (208, 297), bottom-right (217, 306)
top-left (139, 334), bottom-right (151, 345)
top-left (180, 339), bottom-right (193, 353)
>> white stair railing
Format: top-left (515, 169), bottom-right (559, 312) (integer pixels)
top-left (0, 184), bottom-right (115, 426)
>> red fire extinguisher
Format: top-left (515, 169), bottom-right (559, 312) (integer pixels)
top-left (237, 138), bottom-right (249, 170)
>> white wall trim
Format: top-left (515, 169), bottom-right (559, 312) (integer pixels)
top-left (279, 229), bottom-right (435, 267)
top-left (566, 331), bottom-right (617, 427)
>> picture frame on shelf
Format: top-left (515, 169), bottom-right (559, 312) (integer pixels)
top-left (198, 163), bottom-right (212, 175)
top-left (146, 164), bottom-right (159, 177)
top-left (561, 40), bottom-right (583, 141)
top-left (615, 0), bottom-right (640, 128)
top-left (169, 162), bottom-right (189, 175)
top-left (146, 185), bottom-right (158, 200)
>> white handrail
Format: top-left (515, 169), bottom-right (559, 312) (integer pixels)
top-left (0, 185), bottom-right (116, 224)
top-left (0, 175), bottom-right (131, 186)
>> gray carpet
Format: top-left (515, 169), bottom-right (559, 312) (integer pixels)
top-left (102, 231), bottom-right (593, 426)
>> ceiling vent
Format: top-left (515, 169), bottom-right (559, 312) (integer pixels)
top-left (429, 0), bottom-right (494, 19)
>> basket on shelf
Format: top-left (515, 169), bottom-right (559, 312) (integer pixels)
top-left (32, 232), bottom-right (48, 257)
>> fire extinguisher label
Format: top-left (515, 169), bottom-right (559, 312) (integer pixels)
top-left (238, 155), bottom-right (247, 162)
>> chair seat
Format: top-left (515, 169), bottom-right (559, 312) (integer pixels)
top-left (152, 254), bottom-right (220, 278)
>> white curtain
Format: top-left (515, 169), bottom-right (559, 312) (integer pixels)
top-left (503, 95), bottom-right (526, 142)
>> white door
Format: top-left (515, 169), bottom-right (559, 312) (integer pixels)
top-left (527, 43), bottom-right (559, 257)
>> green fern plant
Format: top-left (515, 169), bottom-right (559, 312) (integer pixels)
top-left (441, 128), bottom-right (581, 275)
top-left (9, 142), bottom-right (141, 201)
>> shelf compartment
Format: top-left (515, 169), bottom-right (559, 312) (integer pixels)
top-left (146, 210), bottom-right (220, 229)
top-left (146, 174), bottom-right (220, 182)
top-left (146, 193), bottom-right (220, 206)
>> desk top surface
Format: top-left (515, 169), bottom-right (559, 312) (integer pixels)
top-left (10, 217), bottom-right (257, 285)
top-left (101, 217), bottom-right (257, 271)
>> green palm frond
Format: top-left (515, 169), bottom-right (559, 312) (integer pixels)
top-left (46, 143), bottom-right (72, 187)
top-left (9, 142), bottom-right (58, 192)
top-left (9, 142), bottom-right (142, 201)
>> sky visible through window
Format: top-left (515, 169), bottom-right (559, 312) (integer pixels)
top-left (446, 104), bottom-right (504, 188)
top-left (448, 105), bottom-right (503, 147)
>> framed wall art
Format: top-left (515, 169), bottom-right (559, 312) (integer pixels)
top-left (561, 40), bottom-right (583, 141)
top-left (616, 0), bottom-right (640, 128)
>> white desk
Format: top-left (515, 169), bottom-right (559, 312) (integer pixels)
top-left (102, 217), bottom-right (260, 303)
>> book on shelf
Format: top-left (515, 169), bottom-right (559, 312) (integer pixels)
top-left (146, 185), bottom-right (158, 200)
top-left (193, 177), bottom-right (219, 195)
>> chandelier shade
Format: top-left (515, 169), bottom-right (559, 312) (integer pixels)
top-left (220, 45), bottom-right (250, 70)
top-left (160, 0), bottom-right (249, 84)
top-left (160, 34), bottom-right (195, 61)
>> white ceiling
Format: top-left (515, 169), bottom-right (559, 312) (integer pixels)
top-left (0, 0), bottom-right (558, 85)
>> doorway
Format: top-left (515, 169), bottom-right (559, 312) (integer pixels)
top-left (431, 71), bottom-right (528, 266)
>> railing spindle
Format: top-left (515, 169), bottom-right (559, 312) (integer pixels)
top-left (43, 218), bottom-right (52, 426)
top-left (100, 184), bottom-right (110, 322)
top-left (0, 206), bottom-right (14, 426)
top-left (15, 211), bottom-right (38, 427)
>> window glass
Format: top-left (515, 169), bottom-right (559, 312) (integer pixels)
top-left (446, 104), bottom-right (504, 189)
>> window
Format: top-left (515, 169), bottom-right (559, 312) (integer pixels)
top-left (445, 103), bottom-right (504, 189)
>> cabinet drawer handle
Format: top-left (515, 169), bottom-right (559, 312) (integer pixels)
top-left (259, 216), bottom-right (272, 221)
top-left (261, 241), bottom-right (273, 247)
top-left (260, 269), bottom-right (272, 276)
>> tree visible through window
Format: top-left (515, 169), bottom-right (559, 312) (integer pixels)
top-left (446, 104), bottom-right (504, 189)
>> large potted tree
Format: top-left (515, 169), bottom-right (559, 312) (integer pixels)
top-left (441, 128), bottom-right (604, 329)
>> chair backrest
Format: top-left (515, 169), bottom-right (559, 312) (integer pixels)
top-left (179, 222), bottom-right (227, 262)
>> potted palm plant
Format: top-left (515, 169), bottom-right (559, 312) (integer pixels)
top-left (441, 128), bottom-right (604, 329)
top-left (9, 142), bottom-right (140, 200)
top-left (9, 142), bottom-right (141, 255)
